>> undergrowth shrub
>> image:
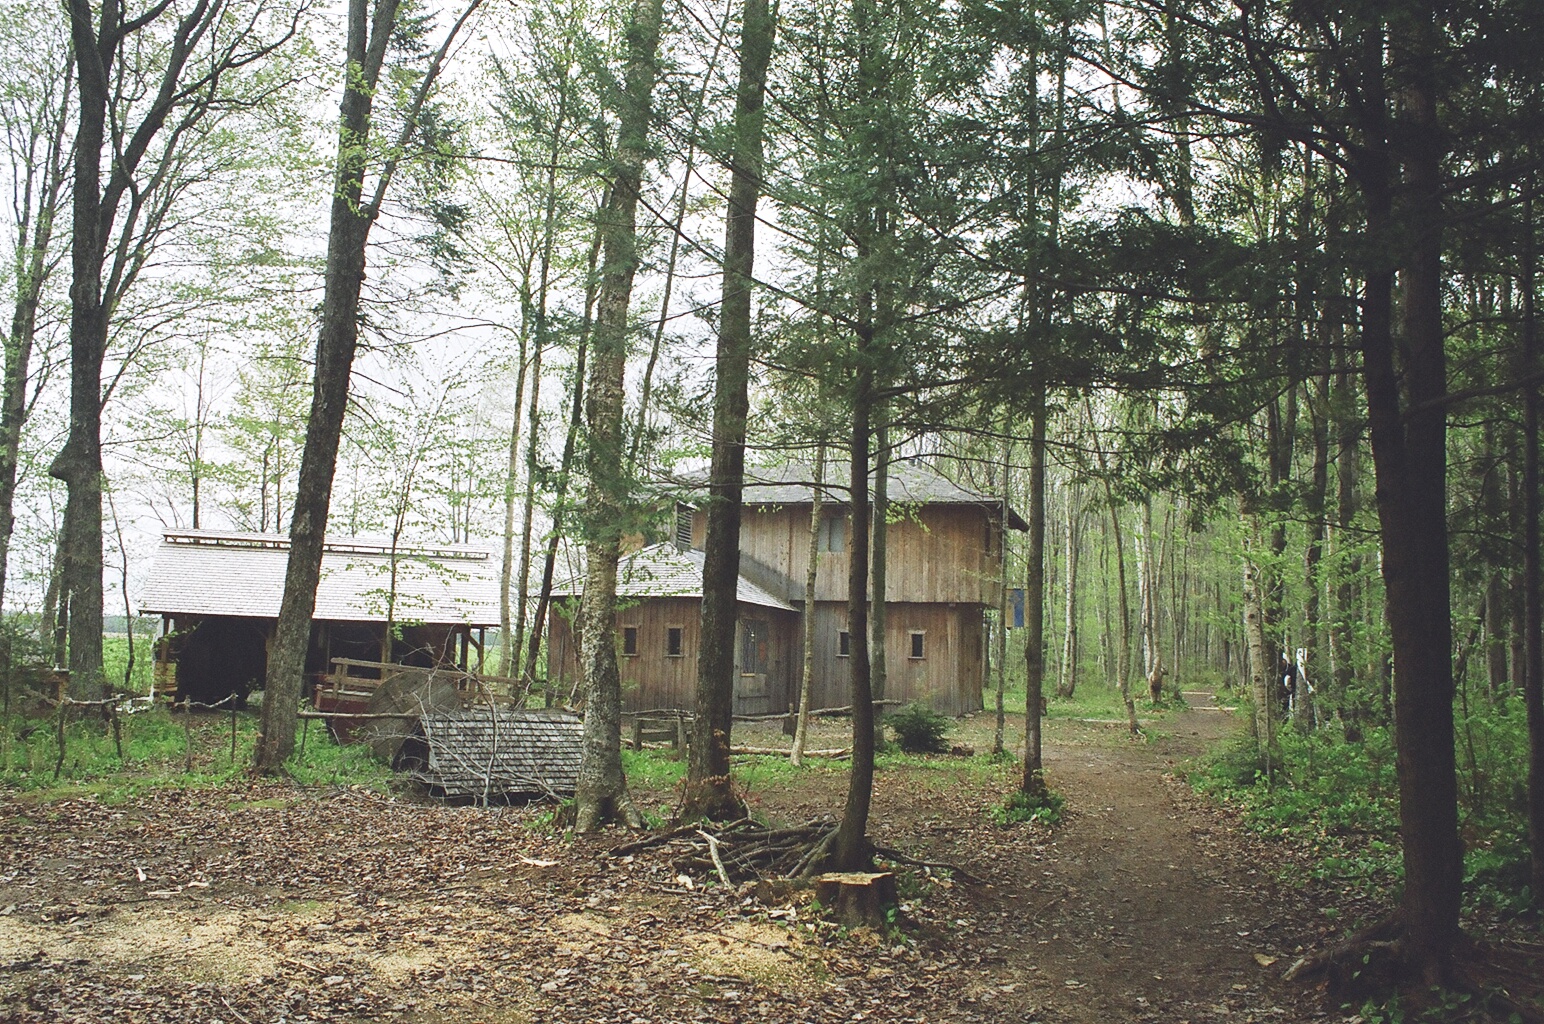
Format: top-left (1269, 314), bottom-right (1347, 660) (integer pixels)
top-left (1191, 692), bottom-right (1533, 914)
top-left (990, 788), bottom-right (1065, 827)
top-left (885, 702), bottom-right (950, 754)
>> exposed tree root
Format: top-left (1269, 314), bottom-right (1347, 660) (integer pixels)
top-left (1285, 915), bottom-right (1544, 1022)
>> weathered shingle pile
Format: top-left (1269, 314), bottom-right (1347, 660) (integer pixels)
top-left (398, 708), bottom-right (583, 800)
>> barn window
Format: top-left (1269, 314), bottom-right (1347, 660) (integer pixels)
top-left (819, 515), bottom-right (846, 553)
top-left (666, 626), bottom-right (685, 657)
top-left (622, 626), bottom-right (639, 656)
top-left (838, 630), bottom-right (851, 657)
top-left (909, 631), bottom-right (926, 659)
top-left (675, 503), bottom-right (694, 549)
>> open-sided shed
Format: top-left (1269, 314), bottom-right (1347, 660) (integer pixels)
top-left (139, 530), bottom-right (501, 706)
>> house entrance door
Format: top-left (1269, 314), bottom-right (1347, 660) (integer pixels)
top-left (736, 619), bottom-right (771, 716)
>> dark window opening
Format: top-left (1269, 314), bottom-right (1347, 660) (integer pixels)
top-left (819, 515), bottom-right (846, 553)
top-left (838, 630), bottom-right (851, 657)
top-left (622, 626), bottom-right (639, 656)
top-left (909, 631), bottom-right (926, 659)
top-left (667, 626), bottom-right (684, 657)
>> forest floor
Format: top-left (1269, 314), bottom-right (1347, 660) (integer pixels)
top-left (0, 693), bottom-right (1534, 1023)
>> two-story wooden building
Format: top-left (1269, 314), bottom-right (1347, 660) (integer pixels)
top-left (548, 461), bottom-right (1024, 717)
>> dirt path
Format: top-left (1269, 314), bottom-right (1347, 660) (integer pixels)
top-left (947, 691), bottom-right (1325, 1023)
top-left (0, 694), bottom-right (1339, 1023)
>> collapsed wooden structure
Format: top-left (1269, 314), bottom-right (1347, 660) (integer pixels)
top-left (395, 708), bottom-right (583, 800)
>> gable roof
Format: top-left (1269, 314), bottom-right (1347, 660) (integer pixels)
top-left (688, 461), bottom-right (1029, 530)
top-left (552, 543), bottom-right (794, 611)
top-left (139, 530), bottom-right (501, 625)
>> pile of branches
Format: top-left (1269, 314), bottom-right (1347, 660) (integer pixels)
top-left (609, 818), bottom-right (838, 884)
top-left (608, 818), bottom-right (983, 888)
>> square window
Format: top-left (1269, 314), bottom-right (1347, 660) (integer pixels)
top-left (622, 625), bottom-right (639, 656)
top-left (837, 630), bottom-right (851, 657)
top-left (666, 626), bottom-right (684, 657)
top-left (909, 631), bottom-right (925, 660)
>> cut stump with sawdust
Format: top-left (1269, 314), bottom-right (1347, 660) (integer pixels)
top-left (815, 871), bottom-right (897, 928)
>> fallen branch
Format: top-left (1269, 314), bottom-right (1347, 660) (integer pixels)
top-left (697, 829), bottom-right (732, 888)
top-left (731, 745), bottom-right (849, 758)
top-left (872, 844), bottom-right (984, 885)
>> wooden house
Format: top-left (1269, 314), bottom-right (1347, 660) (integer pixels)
top-left (139, 530), bottom-right (501, 707)
top-left (546, 543), bottom-right (799, 716)
top-left (550, 461), bottom-right (1025, 718)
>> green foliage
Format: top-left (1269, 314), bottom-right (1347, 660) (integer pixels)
top-left (621, 747), bottom-right (687, 791)
top-left (989, 787), bottom-right (1065, 827)
top-left (885, 702), bottom-right (951, 754)
top-left (0, 706), bottom-right (389, 800)
top-left (1192, 694), bottom-right (1534, 913)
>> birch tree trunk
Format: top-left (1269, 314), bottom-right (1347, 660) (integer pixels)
top-left (791, 443), bottom-right (825, 767)
top-left (526, 207), bottom-right (604, 700)
top-left (1021, 392), bottom-right (1048, 796)
top-left (1056, 482), bottom-right (1079, 698)
top-left (572, 0), bottom-right (663, 831)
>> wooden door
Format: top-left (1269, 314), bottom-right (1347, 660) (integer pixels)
top-left (735, 618), bottom-right (771, 715)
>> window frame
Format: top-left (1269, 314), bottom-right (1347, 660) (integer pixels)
top-left (837, 630), bottom-right (851, 657)
top-left (666, 625), bottom-right (685, 658)
top-left (621, 625), bottom-right (640, 657)
top-left (908, 630), bottom-right (926, 660)
top-left (818, 514), bottom-right (847, 553)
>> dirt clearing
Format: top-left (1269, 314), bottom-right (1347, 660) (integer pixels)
top-left (0, 696), bottom-right (1406, 1022)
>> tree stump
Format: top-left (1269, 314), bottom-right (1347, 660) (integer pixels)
top-left (814, 871), bottom-right (897, 928)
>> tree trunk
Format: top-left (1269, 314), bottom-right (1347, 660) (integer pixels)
top-left (1521, 192), bottom-right (1544, 909)
top-left (572, 0), bottom-right (663, 832)
top-left (869, 414), bottom-right (888, 747)
top-left (512, 131), bottom-right (566, 683)
top-left (1302, 361), bottom-right (1331, 730)
top-left (1057, 481), bottom-right (1079, 698)
top-left (526, 205), bottom-right (604, 700)
top-left (255, 0), bottom-right (406, 771)
top-left (1358, 39), bottom-right (1462, 971)
top-left (53, 0), bottom-right (113, 701)
top-left (0, 62), bottom-right (68, 614)
top-left (1022, 391), bottom-right (1047, 797)
top-left (993, 429), bottom-right (1010, 754)
top-left (1329, 356), bottom-right (1362, 731)
top-left (681, 0), bottom-right (775, 823)
top-left (498, 311), bottom-right (532, 676)
top-left (1086, 399), bottom-right (1137, 735)
top-left (835, 336), bottom-right (874, 870)
top-left (1242, 522), bottom-right (1273, 768)
top-left (791, 442), bottom-right (825, 767)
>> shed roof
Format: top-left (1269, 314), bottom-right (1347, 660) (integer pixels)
top-left (401, 708), bottom-right (583, 799)
top-left (139, 530), bottom-right (501, 625)
top-left (685, 461), bottom-right (1029, 530)
top-left (552, 543), bottom-right (794, 611)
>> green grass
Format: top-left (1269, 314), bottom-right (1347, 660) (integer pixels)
top-left (0, 705), bottom-right (391, 802)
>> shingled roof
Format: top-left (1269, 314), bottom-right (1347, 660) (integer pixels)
top-left (398, 708), bottom-right (583, 800)
top-left (139, 530), bottom-right (501, 625)
top-left (552, 543), bottom-right (794, 611)
top-left (682, 461), bottom-right (1028, 530)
